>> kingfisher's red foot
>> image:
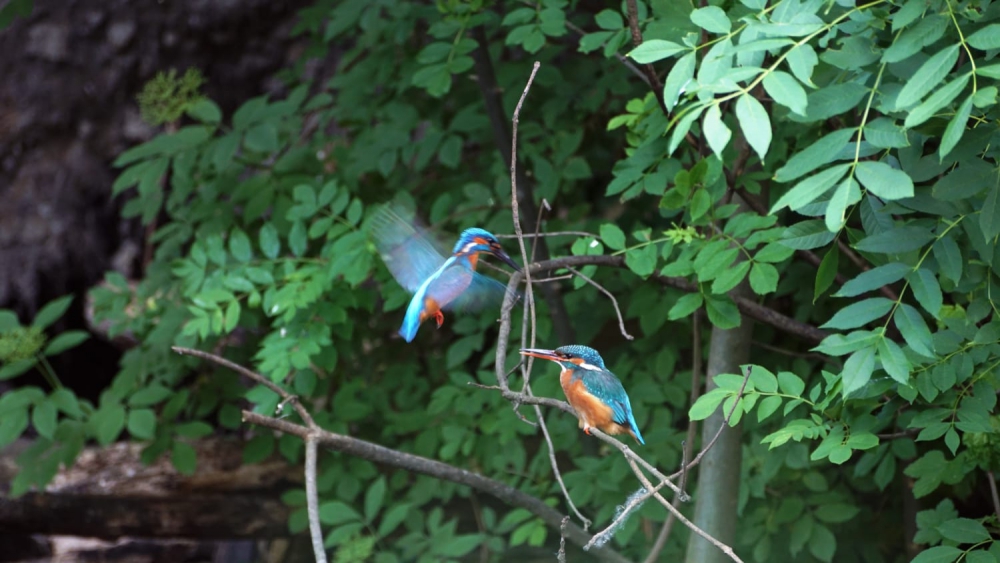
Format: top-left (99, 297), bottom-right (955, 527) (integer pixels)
top-left (434, 311), bottom-right (445, 328)
top-left (583, 426), bottom-right (593, 436)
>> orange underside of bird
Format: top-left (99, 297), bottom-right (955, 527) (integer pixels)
top-left (561, 370), bottom-right (640, 441)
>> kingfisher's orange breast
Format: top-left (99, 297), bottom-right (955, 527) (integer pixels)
top-left (560, 370), bottom-right (614, 430)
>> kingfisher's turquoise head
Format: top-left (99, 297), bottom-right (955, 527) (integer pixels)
top-left (520, 345), bottom-right (607, 372)
top-left (454, 228), bottom-right (521, 271)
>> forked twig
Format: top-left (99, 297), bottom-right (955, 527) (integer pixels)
top-left (566, 266), bottom-right (634, 340)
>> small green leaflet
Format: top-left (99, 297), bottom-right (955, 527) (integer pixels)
top-left (664, 52), bottom-right (696, 111)
top-left (629, 39), bottom-right (686, 63)
top-left (703, 105), bottom-right (732, 159)
top-left (762, 70), bottom-right (808, 115)
top-left (854, 161), bottom-right (914, 201)
top-left (967, 24), bottom-right (1000, 50)
top-left (896, 44), bottom-right (960, 109)
top-left (690, 6), bottom-right (731, 34)
top-left (771, 164), bottom-right (850, 213)
top-left (853, 226), bottom-right (934, 254)
top-left (895, 304), bottom-right (935, 358)
top-left (833, 262), bottom-right (911, 297)
top-left (821, 297), bottom-right (894, 330)
top-left (842, 345), bottom-right (876, 397)
top-left (735, 94), bottom-right (771, 161)
top-left (774, 128), bottom-right (854, 182)
top-left (939, 95), bottom-right (972, 159)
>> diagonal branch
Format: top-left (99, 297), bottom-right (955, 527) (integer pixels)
top-left (624, 0), bottom-right (667, 115)
top-left (174, 347), bottom-right (632, 563)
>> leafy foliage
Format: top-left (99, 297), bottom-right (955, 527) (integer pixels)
top-left (6, 0), bottom-right (1000, 561)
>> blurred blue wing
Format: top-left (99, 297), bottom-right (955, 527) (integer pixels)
top-left (436, 266), bottom-right (520, 313)
top-left (369, 205), bottom-right (448, 293)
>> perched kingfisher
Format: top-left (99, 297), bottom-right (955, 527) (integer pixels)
top-left (369, 205), bottom-right (521, 342)
top-left (520, 345), bottom-right (645, 445)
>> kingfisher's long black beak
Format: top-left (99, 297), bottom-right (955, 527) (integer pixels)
top-left (492, 247), bottom-right (522, 272)
top-left (520, 348), bottom-right (559, 361)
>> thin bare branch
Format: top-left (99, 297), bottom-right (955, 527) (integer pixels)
top-left (624, 0), bottom-right (667, 114)
top-left (304, 436), bottom-right (327, 563)
top-left (558, 516), bottom-right (571, 563)
top-left (494, 231), bottom-right (596, 239)
top-left (988, 471), bottom-right (1000, 523)
top-left (624, 458), bottom-right (744, 563)
top-left (534, 401), bottom-right (591, 529)
top-left (239, 410), bottom-right (631, 563)
top-left (567, 265), bottom-right (634, 341)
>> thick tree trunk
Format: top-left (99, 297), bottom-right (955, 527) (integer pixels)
top-left (685, 201), bottom-right (756, 563)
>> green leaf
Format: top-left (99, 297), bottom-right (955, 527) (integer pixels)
top-left (936, 518), bottom-right (990, 543)
top-left (594, 9), bottom-right (622, 30)
top-left (0, 359), bottom-right (36, 380)
top-left (843, 345), bottom-right (877, 396)
top-left (625, 245), bottom-right (657, 278)
top-left (668, 293), bottom-right (703, 320)
top-left (905, 73), bottom-right (970, 128)
top-left (703, 105), bottom-right (732, 159)
top-left (127, 408), bottom-right (157, 440)
top-left (757, 395), bottom-right (782, 421)
top-left (438, 535), bottom-right (485, 557)
top-left (772, 164), bottom-right (851, 213)
top-left (774, 128), bottom-right (854, 183)
top-left (820, 298), bottom-right (893, 330)
top-left (940, 95), bottom-right (972, 159)
top-left (965, 551), bottom-right (995, 563)
top-left (834, 263), bottom-right (910, 298)
top-left (814, 248), bottom-right (839, 301)
top-left (171, 441), bottom-right (197, 475)
top-left (31, 399), bottom-right (56, 439)
top-left (32, 295), bottom-right (73, 330)
top-left (896, 44), bottom-right (960, 108)
top-left (0, 408), bottom-right (28, 448)
top-left (128, 384), bottom-right (172, 407)
top-left (981, 184), bottom-right (1000, 241)
top-left (712, 260), bottom-right (751, 294)
top-left (854, 227), bottom-right (934, 254)
top-left (244, 123), bottom-right (279, 153)
top-left (910, 546), bottom-right (961, 563)
top-left (909, 268), bottom-right (943, 317)
top-left (690, 6), bottom-right (730, 34)
top-left (365, 476), bottom-right (386, 522)
top-left (780, 220), bottom-right (836, 250)
top-left (895, 304), bottom-right (935, 358)
top-left (259, 224), bottom-right (281, 259)
top-left (50, 388), bottom-right (83, 418)
top-left (854, 162), bottom-right (914, 201)
top-left (288, 220), bottom-right (308, 257)
top-left (808, 522), bottom-right (836, 562)
top-left (663, 52), bottom-right (696, 110)
top-left (735, 94), bottom-right (771, 161)
top-left (319, 501), bottom-right (362, 525)
top-left (815, 504), bottom-right (860, 524)
top-left (786, 43), bottom-right (818, 87)
top-left (825, 177), bottom-right (857, 232)
top-left (377, 503), bottom-right (410, 537)
top-left (185, 99), bottom-right (221, 124)
top-left (778, 371), bottom-right (805, 396)
top-left (878, 337), bottom-right (911, 384)
top-left (629, 39), bottom-right (686, 63)
top-left (93, 403), bottom-right (126, 445)
top-left (43, 330), bottom-right (90, 356)
top-left (763, 70), bottom-right (807, 115)
top-left (689, 388), bottom-right (728, 420)
top-left (967, 24), bottom-right (1000, 50)
top-left (933, 236), bottom-right (962, 284)
top-left (705, 294), bottom-right (740, 329)
top-left (229, 228), bottom-right (253, 262)
top-left (599, 224), bottom-right (626, 250)
top-left (224, 300), bottom-right (240, 332)
top-left (749, 262), bottom-right (778, 294)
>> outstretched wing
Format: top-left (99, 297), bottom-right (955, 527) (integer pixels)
top-left (368, 205), bottom-right (448, 293)
top-left (423, 261), bottom-right (520, 313)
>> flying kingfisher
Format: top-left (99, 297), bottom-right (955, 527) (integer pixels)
top-left (520, 345), bottom-right (645, 445)
top-left (369, 205), bottom-right (521, 342)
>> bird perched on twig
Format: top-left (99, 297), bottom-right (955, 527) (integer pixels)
top-left (521, 345), bottom-right (645, 445)
top-left (369, 205), bottom-right (521, 342)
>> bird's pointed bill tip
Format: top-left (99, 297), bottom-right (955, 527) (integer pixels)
top-left (519, 348), bottom-right (558, 360)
